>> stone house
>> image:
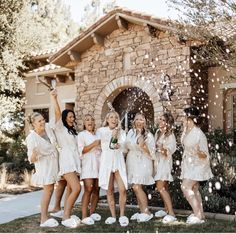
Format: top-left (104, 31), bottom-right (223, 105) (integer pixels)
top-left (24, 8), bottom-right (236, 138)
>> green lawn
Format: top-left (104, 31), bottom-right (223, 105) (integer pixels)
top-left (0, 206), bottom-right (235, 233)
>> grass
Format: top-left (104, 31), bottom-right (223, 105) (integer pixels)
top-left (0, 205), bottom-right (236, 233)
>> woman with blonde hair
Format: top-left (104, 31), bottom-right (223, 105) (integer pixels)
top-left (77, 114), bottom-right (101, 225)
top-left (154, 112), bottom-right (176, 223)
top-left (96, 110), bottom-right (129, 227)
top-left (26, 112), bottom-right (59, 227)
top-left (125, 113), bottom-right (155, 222)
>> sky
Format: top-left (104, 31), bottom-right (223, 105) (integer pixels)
top-left (63, 0), bottom-right (180, 24)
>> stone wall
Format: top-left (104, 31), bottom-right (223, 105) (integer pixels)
top-left (74, 23), bottom-right (192, 129)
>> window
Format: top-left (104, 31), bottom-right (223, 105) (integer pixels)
top-left (65, 103), bottom-right (75, 111)
top-left (33, 108), bottom-right (49, 122)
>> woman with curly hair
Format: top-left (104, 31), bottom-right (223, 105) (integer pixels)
top-left (125, 113), bottom-right (155, 222)
top-left (154, 112), bottom-right (176, 223)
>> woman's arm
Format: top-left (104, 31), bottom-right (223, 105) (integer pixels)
top-left (50, 89), bottom-right (61, 122)
top-left (82, 140), bottom-right (101, 154)
top-left (30, 148), bottom-right (38, 163)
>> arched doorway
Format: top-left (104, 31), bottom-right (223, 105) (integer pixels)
top-left (112, 87), bottom-right (154, 130)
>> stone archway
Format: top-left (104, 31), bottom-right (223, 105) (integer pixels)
top-left (94, 76), bottom-right (163, 126)
top-left (113, 87), bottom-right (154, 129)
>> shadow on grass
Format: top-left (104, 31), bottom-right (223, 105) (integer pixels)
top-left (0, 206), bottom-right (235, 233)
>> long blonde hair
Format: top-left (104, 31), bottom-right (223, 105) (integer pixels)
top-left (132, 113), bottom-right (149, 140)
top-left (155, 112), bottom-right (175, 141)
top-left (102, 110), bottom-right (120, 127)
top-left (28, 112), bottom-right (43, 128)
top-left (83, 114), bottom-right (95, 132)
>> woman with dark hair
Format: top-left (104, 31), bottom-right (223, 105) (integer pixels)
top-left (77, 114), bottom-right (101, 225)
top-left (125, 113), bottom-right (155, 222)
top-left (180, 106), bottom-right (213, 224)
top-left (154, 112), bottom-right (176, 223)
top-left (51, 90), bottom-right (81, 228)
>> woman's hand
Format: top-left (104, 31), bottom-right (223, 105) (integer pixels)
top-left (93, 139), bottom-right (101, 147)
top-left (30, 148), bottom-right (38, 163)
top-left (197, 145), bottom-right (207, 159)
top-left (159, 144), bottom-right (168, 157)
top-left (50, 89), bottom-right (57, 98)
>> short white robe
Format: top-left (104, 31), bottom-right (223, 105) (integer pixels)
top-left (154, 132), bottom-right (176, 182)
top-left (180, 126), bottom-right (213, 181)
top-left (26, 123), bottom-right (59, 186)
top-left (96, 126), bottom-right (128, 190)
top-left (77, 130), bottom-right (101, 180)
top-left (53, 119), bottom-right (81, 176)
top-left (125, 129), bottom-right (155, 185)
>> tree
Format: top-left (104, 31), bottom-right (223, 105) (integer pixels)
top-left (81, 0), bottom-right (117, 28)
top-left (168, 0), bottom-right (236, 74)
top-left (0, 0), bottom-right (79, 140)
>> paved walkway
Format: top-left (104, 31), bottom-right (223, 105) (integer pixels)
top-left (0, 186), bottom-right (106, 224)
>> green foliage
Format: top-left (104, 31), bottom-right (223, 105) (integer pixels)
top-left (0, 0), bottom-right (79, 140)
top-left (143, 125), bottom-right (236, 214)
top-left (0, 134), bottom-right (34, 184)
top-left (206, 128), bottom-right (235, 155)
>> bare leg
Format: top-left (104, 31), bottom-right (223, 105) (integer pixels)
top-left (114, 171), bottom-right (126, 217)
top-left (41, 184), bottom-right (54, 223)
top-left (132, 184), bottom-right (150, 214)
top-left (193, 182), bottom-right (205, 219)
top-left (107, 173), bottom-right (116, 218)
top-left (63, 172), bottom-right (81, 220)
top-left (181, 179), bottom-right (202, 219)
top-left (51, 180), bottom-right (66, 212)
top-left (81, 179), bottom-right (93, 219)
top-left (90, 179), bottom-right (99, 215)
top-left (156, 181), bottom-right (175, 216)
top-left (155, 181), bottom-right (168, 212)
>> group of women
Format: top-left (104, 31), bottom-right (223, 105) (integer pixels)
top-left (26, 89), bottom-right (213, 228)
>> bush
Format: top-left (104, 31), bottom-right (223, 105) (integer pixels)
top-left (135, 126), bottom-right (236, 215)
top-left (0, 134), bottom-right (34, 184)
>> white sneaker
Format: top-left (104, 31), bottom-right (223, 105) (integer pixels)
top-left (90, 213), bottom-right (101, 221)
top-left (155, 210), bottom-right (167, 218)
top-left (105, 217), bottom-right (116, 224)
top-left (50, 210), bottom-right (64, 219)
top-left (61, 217), bottom-right (78, 228)
top-left (187, 213), bottom-right (195, 220)
top-left (186, 216), bottom-right (205, 224)
top-left (71, 215), bottom-right (81, 225)
top-left (119, 216), bottom-right (129, 227)
top-left (137, 213), bottom-right (153, 222)
top-left (162, 215), bottom-right (177, 224)
top-left (130, 212), bottom-right (139, 220)
top-left (40, 218), bottom-right (59, 228)
top-left (82, 217), bottom-right (94, 225)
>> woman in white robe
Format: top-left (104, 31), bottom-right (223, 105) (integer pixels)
top-left (96, 111), bottom-right (129, 227)
top-left (51, 90), bottom-right (81, 228)
top-left (180, 106), bottom-right (213, 224)
top-left (125, 113), bottom-right (155, 222)
top-left (154, 112), bottom-right (176, 223)
top-left (26, 112), bottom-right (59, 228)
top-left (77, 114), bottom-right (101, 225)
